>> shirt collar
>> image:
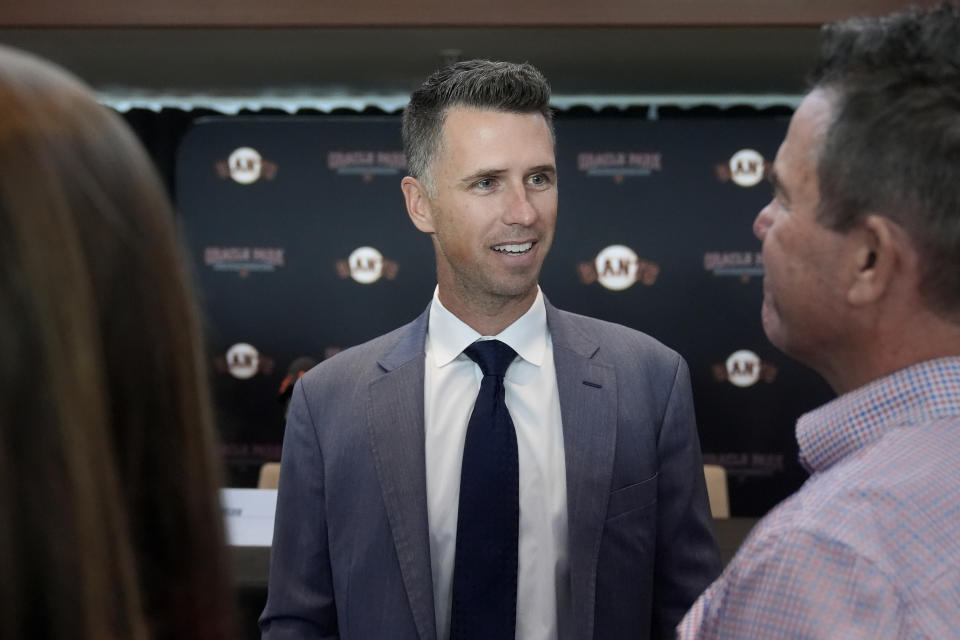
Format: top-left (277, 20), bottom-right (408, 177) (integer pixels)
top-left (797, 356), bottom-right (960, 472)
top-left (427, 286), bottom-right (548, 369)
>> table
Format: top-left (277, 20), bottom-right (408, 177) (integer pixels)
top-left (230, 516), bottom-right (760, 587)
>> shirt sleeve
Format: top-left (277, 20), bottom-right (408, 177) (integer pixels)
top-left (677, 527), bottom-right (905, 639)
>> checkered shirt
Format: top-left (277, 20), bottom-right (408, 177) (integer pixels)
top-left (678, 357), bottom-right (960, 639)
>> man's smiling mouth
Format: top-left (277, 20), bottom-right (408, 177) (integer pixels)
top-left (492, 242), bottom-right (534, 256)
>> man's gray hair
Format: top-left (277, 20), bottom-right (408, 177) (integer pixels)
top-left (809, 2), bottom-right (960, 315)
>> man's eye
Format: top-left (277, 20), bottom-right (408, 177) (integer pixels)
top-left (475, 178), bottom-right (495, 190)
top-left (528, 173), bottom-right (550, 186)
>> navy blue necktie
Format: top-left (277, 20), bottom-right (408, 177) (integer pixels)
top-left (450, 339), bottom-right (519, 640)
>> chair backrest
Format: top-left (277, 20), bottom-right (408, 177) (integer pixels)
top-left (257, 462), bottom-right (281, 489)
top-left (703, 464), bottom-right (730, 519)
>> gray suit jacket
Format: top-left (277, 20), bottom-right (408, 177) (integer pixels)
top-left (261, 299), bottom-right (721, 640)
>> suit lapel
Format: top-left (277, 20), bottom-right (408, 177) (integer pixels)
top-left (364, 300), bottom-right (618, 640)
top-left (366, 307), bottom-right (437, 640)
top-left (547, 302), bottom-right (618, 640)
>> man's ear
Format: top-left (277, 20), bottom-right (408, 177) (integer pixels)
top-left (401, 176), bottom-right (435, 234)
top-left (847, 215), bottom-right (908, 307)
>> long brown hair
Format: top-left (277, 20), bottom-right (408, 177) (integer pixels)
top-left (0, 46), bottom-right (234, 639)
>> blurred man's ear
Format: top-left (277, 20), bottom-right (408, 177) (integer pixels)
top-left (847, 215), bottom-right (910, 307)
top-left (401, 176), bottom-right (436, 234)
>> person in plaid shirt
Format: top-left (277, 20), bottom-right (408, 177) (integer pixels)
top-left (678, 3), bottom-right (960, 638)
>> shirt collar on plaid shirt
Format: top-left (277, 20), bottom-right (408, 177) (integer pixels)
top-left (797, 356), bottom-right (960, 472)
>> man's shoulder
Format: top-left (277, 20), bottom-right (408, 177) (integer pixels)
top-left (549, 305), bottom-right (682, 367)
top-left (300, 316), bottom-right (424, 387)
top-left (740, 442), bottom-right (956, 578)
top-left (335, 321), bottom-right (418, 360)
top-left (803, 419), bottom-right (960, 569)
top-left (680, 485), bottom-right (904, 640)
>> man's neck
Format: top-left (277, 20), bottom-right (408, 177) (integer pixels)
top-left (819, 312), bottom-right (960, 395)
top-left (437, 286), bottom-right (539, 336)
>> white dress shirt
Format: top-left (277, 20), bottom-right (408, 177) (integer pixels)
top-left (424, 287), bottom-right (570, 640)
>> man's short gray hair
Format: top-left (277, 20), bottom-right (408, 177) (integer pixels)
top-left (402, 59), bottom-right (553, 195)
top-left (809, 2), bottom-right (960, 316)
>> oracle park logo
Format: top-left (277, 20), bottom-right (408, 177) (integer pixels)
top-left (335, 246), bottom-right (399, 284)
top-left (327, 150), bottom-right (406, 182)
top-left (215, 147), bottom-right (278, 185)
top-left (702, 452), bottom-right (785, 478)
top-left (577, 151), bottom-right (663, 184)
top-left (578, 244), bottom-right (660, 291)
top-left (204, 246), bottom-right (285, 278)
top-left (703, 251), bottom-right (764, 283)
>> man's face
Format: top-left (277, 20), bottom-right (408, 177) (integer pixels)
top-left (418, 107), bottom-right (557, 312)
top-left (753, 89), bottom-right (853, 365)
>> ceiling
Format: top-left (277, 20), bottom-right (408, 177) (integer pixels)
top-left (0, 26), bottom-right (818, 108)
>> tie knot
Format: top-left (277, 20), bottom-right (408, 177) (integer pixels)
top-left (464, 340), bottom-right (517, 378)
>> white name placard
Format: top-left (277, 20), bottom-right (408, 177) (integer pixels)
top-left (221, 488), bottom-right (277, 546)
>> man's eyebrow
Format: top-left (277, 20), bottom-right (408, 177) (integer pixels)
top-left (459, 164), bottom-right (557, 185)
top-left (460, 168), bottom-right (506, 184)
top-left (528, 164), bottom-right (557, 175)
top-left (766, 166), bottom-right (777, 187)
top-left (767, 167), bottom-right (788, 201)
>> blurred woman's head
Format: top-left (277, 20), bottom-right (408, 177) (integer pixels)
top-left (0, 45), bottom-right (233, 640)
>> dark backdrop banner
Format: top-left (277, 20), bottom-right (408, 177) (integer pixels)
top-left (176, 114), bottom-right (834, 516)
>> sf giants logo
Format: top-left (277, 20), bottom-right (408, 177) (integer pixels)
top-left (213, 343), bottom-right (275, 379)
top-left (715, 149), bottom-right (766, 187)
top-left (215, 147), bottom-right (278, 184)
top-left (335, 246), bottom-right (399, 284)
top-left (712, 350), bottom-right (778, 387)
top-left (578, 245), bottom-right (659, 291)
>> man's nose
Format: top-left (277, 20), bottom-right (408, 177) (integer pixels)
top-left (753, 203), bottom-right (773, 241)
top-left (503, 183), bottom-right (537, 225)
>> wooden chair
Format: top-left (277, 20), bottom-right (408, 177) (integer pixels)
top-left (703, 464), bottom-right (730, 519)
top-left (257, 462), bottom-right (281, 489)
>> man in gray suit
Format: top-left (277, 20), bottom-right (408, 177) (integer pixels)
top-left (261, 60), bottom-right (720, 640)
